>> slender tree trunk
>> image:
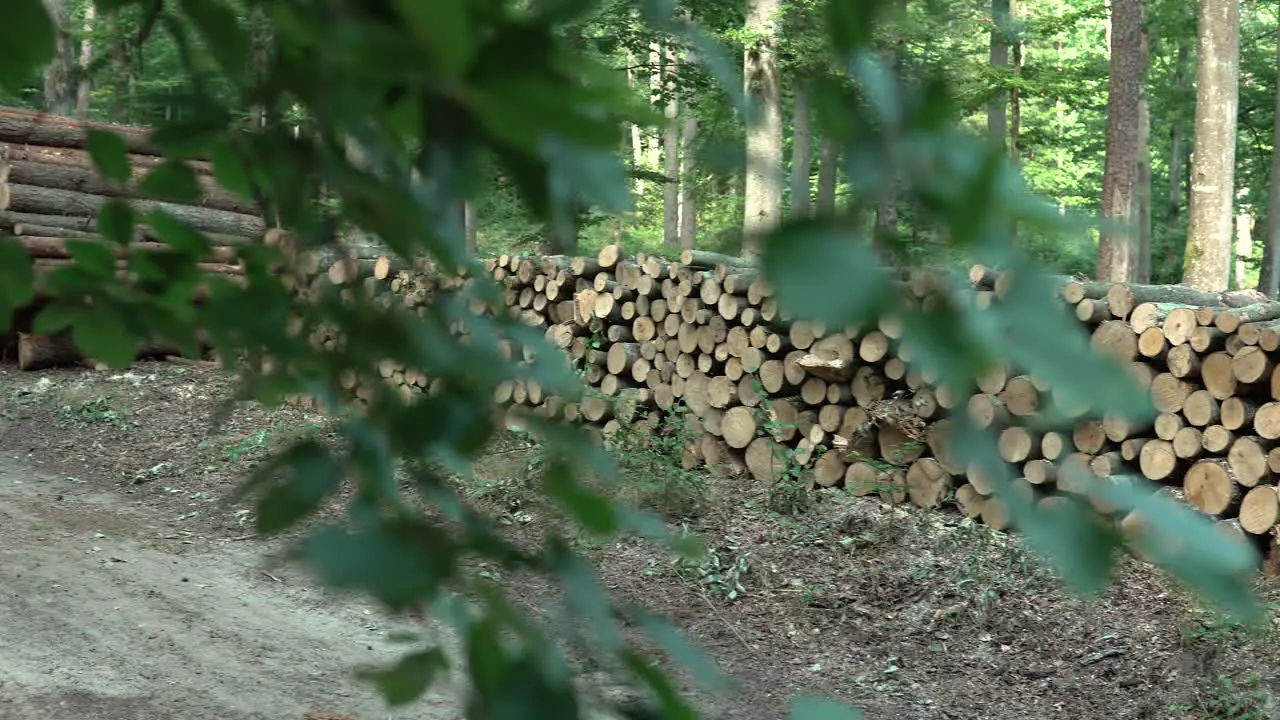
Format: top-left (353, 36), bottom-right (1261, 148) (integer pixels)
top-left (626, 49), bottom-right (646, 196)
top-left (790, 85), bottom-right (813, 218)
top-left (1183, 0), bottom-right (1241, 291)
top-left (75, 3), bottom-right (95, 119)
top-left (817, 134), bottom-right (838, 216)
top-left (988, 0), bottom-right (1010, 147)
top-left (1259, 19), bottom-right (1280, 297)
top-left (663, 46), bottom-right (680, 247)
top-left (464, 200), bottom-right (477, 255)
top-left (1235, 212), bottom-right (1254, 289)
top-left (678, 47), bottom-right (699, 251)
top-left (1009, 0), bottom-right (1022, 166)
top-left (1167, 41), bottom-right (1189, 225)
top-left (41, 0), bottom-right (75, 116)
top-left (1096, 0), bottom-right (1142, 282)
top-left (741, 0), bottom-right (784, 259)
top-left (1134, 97), bottom-right (1153, 282)
top-left (647, 41), bottom-right (663, 171)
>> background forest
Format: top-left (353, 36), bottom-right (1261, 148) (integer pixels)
top-left (6, 0), bottom-right (1271, 289)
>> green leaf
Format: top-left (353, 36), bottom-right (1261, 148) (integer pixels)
top-left (761, 219), bottom-right (894, 328)
top-left (145, 210), bottom-right (211, 255)
top-left (302, 522), bottom-right (453, 611)
top-left (356, 649), bottom-right (449, 707)
top-left (633, 610), bottom-right (727, 692)
top-left (31, 301), bottom-right (80, 336)
top-left (86, 129), bottom-right (133, 183)
top-left (0, 0), bottom-right (55, 94)
top-left (177, 0), bottom-right (250, 79)
top-left (552, 543), bottom-right (622, 653)
top-left (67, 239), bottom-right (119, 277)
top-left (0, 236), bottom-right (36, 314)
top-left (790, 695), bottom-right (866, 720)
top-left (542, 457), bottom-right (617, 535)
top-left (392, 0), bottom-right (473, 78)
top-left (208, 142), bottom-right (254, 199)
top-left (139, 161), bottom-right (203, 204)
top-left (98, 200), bottom-right (136, 245)
top-left (255, 442), bottom-right (342, 534)
top-left (71, 305), bottom-right (136, 368)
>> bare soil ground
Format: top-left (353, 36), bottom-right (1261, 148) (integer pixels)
top-left (3, 360), bottom-right (1280, 719)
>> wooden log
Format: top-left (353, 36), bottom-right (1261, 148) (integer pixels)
top-left (1239, 486), bottom-right (1280, 534)
top-left (1214, 302), bottom-right (1280, 334)
top-left (0, 109), bottom-right (171, 156)
top-left (4, 158), bottom-right (257, 215)
top-left (1107, 282), bottom-right (1264, 320)
top-left (744, 436), bottom-right (787, 482)
top-left (3, 141), bottom-right (214, 175)
top-left (1228, 436), bottom-right (1272, 488)
top-left (1183, 459), bottom-right (1241, 517)
top-left (16, 234), bottom-right (239, 264)
top-left (1, 183), bottom-right (265, 237)
top-left (905, 457), bottom-right (952, 509)
top-left (18, 329), bottom-right (185, 370)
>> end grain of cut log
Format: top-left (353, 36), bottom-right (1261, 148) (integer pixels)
top-left (1183, 459), bottom-right (1241, 517)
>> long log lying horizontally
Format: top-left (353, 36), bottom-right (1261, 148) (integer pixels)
top-left (0, 108), bottom-right (169, 157)
top-left (3, 159), bottom-right (257, 215)
top-left (1, 183), bottom-right (265, 237)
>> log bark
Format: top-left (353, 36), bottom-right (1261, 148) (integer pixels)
top-left (0, 109), bottom-right (171, 156)
top-left (2, 183), bottom-right (265, 237)
top-left (4, 158), bottom-right (257, 214)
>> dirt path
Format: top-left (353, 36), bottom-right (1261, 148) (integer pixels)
top-left (0, 457), bottom-right (461, 720)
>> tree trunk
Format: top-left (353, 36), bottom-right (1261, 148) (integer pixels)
top-left (741, 0), bottom-right (784, 259)
top-left (791, 85), bottom-right (813, 218)
top-left (1134, 96), bottom-right (1153, 283)
top-left (1096, 0), bottom-right (1142, 282)
top-left (75, 3), bottom-right (95, 119)
top-left (988, 0), bottom-right (1010, 147)
top-left (679, 103), bottom-right (699, 251)
top-left (1183, 0), bottom-right (1241, 291)
top-left (1259, 18), bottom-right (1280, 298)
top-left (41, 0), bottom-right (75, 116)
top-left (648, 41), bottom-right (663, 171)
top-left (464, 200), bottom-right (477, 255)
top-left (1236, 212), bottom-right (1254, 290)
top-left (626, 47), bottom-right (646, 196)
top-left (1009, 0), bottom-right (1022, 165)
top-left (1167, 41), bottom-right (1189, 225)
top-left (816, 133), bottom-right (838, 217)
top-left (663, 45), bottom-right (680, 247)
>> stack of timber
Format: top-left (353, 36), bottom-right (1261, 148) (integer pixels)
top-left (301, 244), bottom-right (1280, 571)
top-left (0, 106), bottom-right (275, 369)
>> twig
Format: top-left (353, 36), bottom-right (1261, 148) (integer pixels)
top-left (262, 570), bottom-right (282, 583)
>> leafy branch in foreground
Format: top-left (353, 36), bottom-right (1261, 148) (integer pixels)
top-left (0, 0), bottom-right (1263, 718)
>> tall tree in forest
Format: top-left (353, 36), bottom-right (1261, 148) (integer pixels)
top-left (663, 44), bottom-right (680, 246)
top-left (741, 0), bottom-right (784, 258)
top-left (1167, 39), bottom-right (1189, 226)
top-left (40, 0), bottom-right (74, 115)
top-left (816, 134), bottom-right (838, 216)
top-left (1260, 17), bottom-right (1280, 297)
top-left (1097, 0), bottom-right (1143, 282)
top-left (678, 48), bottom-right (699, 251)
top-left (75, 3), bottom-right (94, 119)
top-left (988, 0), bottom-right (1010, 146)
top-left (1183, 0), bottom-right (1240, 291)
top-left (791, 84), bottom-right (813, 218)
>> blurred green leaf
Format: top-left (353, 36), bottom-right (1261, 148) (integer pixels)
top-left (761, 219), bottom-right (894, 328)
top-left (356, 648), bottom-right (449, 707)
top-left (177, 0), bottom-right (250, 79)
top-left (98, 200), bottom-right (137, 246)
top-left (0, 237), bottom-right (36, 322)
top-left (255, 441), bottom-right (343, 534)
top-left (392, 0), bottom-right (473, 78)
top-left (145, 210), bottom-right (212, 256)
top-left (86, 130), bottom-right (133, 183)
top-left (71, 304), bottom-right (136, 369)
top-left (790, 695), bottom-right (867, 720)
top-left (139, 161), bottom-right (203, 204)
top-left (67, 239), bottom-right (119, 278)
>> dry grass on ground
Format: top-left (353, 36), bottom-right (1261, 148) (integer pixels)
top-left (3, 360), bottom-right (1280, 720)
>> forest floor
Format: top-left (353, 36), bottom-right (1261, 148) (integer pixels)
top-left (3, 360), bottom-right (1280, 720)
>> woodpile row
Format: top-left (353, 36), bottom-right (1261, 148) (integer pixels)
top-left (298, 243), bottom-right (1280, 570)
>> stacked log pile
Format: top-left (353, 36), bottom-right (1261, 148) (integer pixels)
top-left (321, 245), bottom-right (1280, 569)
top-left (0, 107), bottom-right (273, 369)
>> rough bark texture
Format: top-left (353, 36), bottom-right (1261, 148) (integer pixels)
top-left (2, 184), bottom-right (266, 238)
top-left (1134, 96), bottom-right (1153, 283)
top-left (75, 3), bottom-right (95, 119)
top-left (41, 0), bottom-right (75, 117)
top-left (790, 85), bottom-right (813, 219)
top-left (988, 0), bottom-right (1010, 148)
top-left (679, 107), bottom-right (699, 251)
top-left (1183, 0), bottom-right (1240, 291)
top-left (1260, 19), bottom-right (1280, 298)
top-left (1096, 0), bottom-right (1143, 282)
top-left (1167, 41), bottom-right (1189, 225)
top-left (663, 46), bottom-right (680, 247)
top-left (741, 0), bottom-right (784, 259)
